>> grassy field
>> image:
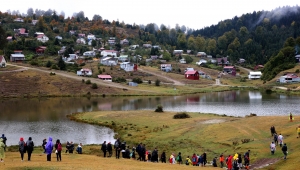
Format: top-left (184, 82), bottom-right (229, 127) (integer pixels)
top-left (67, 110), bottom-right (300, 170)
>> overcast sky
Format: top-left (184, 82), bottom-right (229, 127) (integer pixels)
top-left (0, 0), bottom-right (299, 30)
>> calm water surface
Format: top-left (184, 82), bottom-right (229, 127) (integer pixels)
top-left (1, 91), bottom-right (299, 146)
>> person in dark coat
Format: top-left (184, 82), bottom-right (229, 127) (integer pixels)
top-left (45, 137), bottom-right (53, 161)
top-left (107, 142), bottom-right (112, 157)
top-left (136, 143), bottom-right (142, 161)
top-left (141, 144), bottom-right (146, 161)
top-left (120, 141), bottom-right (126, 158)
top-left (202, 152), bottom-right (207, 167)
top-left (76, 143), bottom-right (82, 154)
top-left (101, 141), bottom-right (107, 157)
top-left (42, 138), bottom-right (47, 153)
top-left (19, 137), bottom-right (26, 161)
top-left (54, 139), bottom-right (62, 161)
top-left (212, 157), bottom-right (217, 167)
top-left (131, 147), bottom-right (136, 159)
top-left (1, 134), bottom-right (7, 151)
top-left (69, 141), bottom-right (74, 153)
top-left (26, 137), bottom-right (34, 161)
top-left (151, 148), bottom-right (158, 162)
top-left (114, 138), bottom-right (121, 159)
top-left (282, 143), bottom-right (288, 159)
top-left (160, 151), bottom-right (166, 163)
top-left (65, 141), bottom-right (70, 153)
top-left (270, 126), bottom-right (276, 136)
top-left (125, 146), bottom-right (130, 159)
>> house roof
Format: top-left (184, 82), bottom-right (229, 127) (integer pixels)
top-left (7, 36), bottom-right (12, 40)
top-left (217, 57), bottom-right (228, 62)
top-left (224, 66), bottom-right (234, 69)
top-left (102, 50), bottom-right (117, 53)
top-left (185, 71), bottom-right (197, 74)
top-left (81, 68), bottom-right (91, 72)
top-left (284, 74), bottom-right (299, 78)
top-left (0, 56), bottom-right (5, 62)
top-left (14, 50), bottom-right (23, 53)
top-left (98, 75), bottom-right (112, 79)
top-left (11, 54), bottom-right (25, 57)
top-left (161, 64), bottom-right (171, 67)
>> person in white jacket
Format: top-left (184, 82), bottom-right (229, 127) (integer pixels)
top-left (278, 134), bottom-right (284, 147)
top-left (270, 141), bottom-right (276, 155)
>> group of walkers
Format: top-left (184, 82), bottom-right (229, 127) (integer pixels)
top-left (270, 126), bottom-right (288, 160)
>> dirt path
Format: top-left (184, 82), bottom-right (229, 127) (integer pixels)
top-left (138, 68), bottom-right (185, 86)
top-left (6, 64), bottom-right (155, 93)
top-left (250, 158), bottom-right (281, 169)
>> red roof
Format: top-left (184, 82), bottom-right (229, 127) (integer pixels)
top-left (285, 74), bottom-right (299, 78)
top-left (185, 71), bottom-right (197, 75)
top-left (19, 28), bottom-right (26, 34)
top-left (98, 75), bottom-right (112, 79)
top-left (37, 34), bottom-right (44, 38)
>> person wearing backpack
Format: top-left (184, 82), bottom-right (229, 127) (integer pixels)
top-left (114, 138), bottom-right (121, 159)
top-left (26, 137), bottom-right (34, 161)
top-left (176, 152), bottom-right (182, 164)
top-left (185, 155), bottom-right (192, 165)
top-left (19, 137), bottom-right (26, 161)
top-left (107, 142), bottom-right (112, 157)
top-left (191, 153), bottom-right (198, 166)
top-left (55, 139), bottom-right (62, 161)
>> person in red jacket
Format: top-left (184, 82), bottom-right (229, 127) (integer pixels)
top-left (191, 153), bottom-right (198, 166)
top-left (226, 155), bottom-right (233, 170)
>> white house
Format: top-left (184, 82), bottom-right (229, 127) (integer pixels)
top-left (161, 64), bottom-right (172, 72)
top-left (77, 68), bottom-right (92, 76)
top-left (295, 55), bottom-right (300, 63)
top-left (101, 50), bottom-right (118, 57)
top-left (10, 54), bottom-right (25, 62)
top-left (13, 18), bottom-right (24, 22)
top-left (55, 36), bottom-right (62, 40)
top-left (65, 54), bottom-right (78, 62)
top-left (197, 52), bottom-right (207, 57)
top-left (120, 62), bottom-right (136, 72)
top-left (76, 38), bottom-right (86, 44)
top-left (120, 39), bottom-right (129, 45)
top-left (36, 34), bottom-right (49, 43)
top-left (129, 45), bottom-right (139, 50)
top-left (173, 50), bottom-right (183, 55)
top-left (118, 55), bottom-right (129, 62)
top-left (196, 59), bottom-right (207, 65)
top-left (0, 56), bottom-right (7, 67)
top-left (100, 57), bottom-right (118, 66)
top-left (87, 34), bottom-right (96, 40)
top-left (32, 20), bottom-right (38, 25)
top-left (179, 58), bottom-right (186, 64)
top-left (279, 74), bottom-right (300, 83)
top-left (83, 51), bottom-right (96, 57)
top-left (248, 71), bottom-right (262, 80)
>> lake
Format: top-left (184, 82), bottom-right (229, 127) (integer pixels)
top-left (1, 90), bottom-right (299, 146)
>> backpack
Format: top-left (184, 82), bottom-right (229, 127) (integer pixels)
top-left (57, 143), bottom-right (62, 151)
top-left (176, 155), bottom-right (180, 161)
top-left (114, 141), bottom-right (119, 148)
top-left (186, 160), bottom-right (189, 165)
top-left (192, 157), bottom-right (196, 162)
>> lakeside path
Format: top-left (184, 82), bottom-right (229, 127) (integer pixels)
top-left (5, 63), bottom-right (157, 93)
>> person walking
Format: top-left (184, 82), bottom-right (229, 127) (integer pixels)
top-left (282, 143), bottom-right (288, 159)
top-left (238, 154), bottom-right (243, 169)
top-left (191, 153), bottom-right (198, 166)
top-left (26, 137), bottom-right (34, 161)
top-left (54, 139), bottom-right (62, 161)
top-left (151, 148), bottom-right (158, 162)
top-left (69, 141), bottom-right (74, 153)
top-left (270, 141), bottom-right (276, 155)
top-left (101, 141), bottom-right (107, 157)
top-left (45, 137), bottom-right (53, 161)
top-left (1, 134), bottom-right (7, 151)
top-left (278, 134), bottom-right (284, 147)
top-left (19, 137), bottom-right (26, 161)
top-left (76, 143), bottom-right (82, 154)
top-left (270, 126), bottom-right (276, 136)
top-left (219, 153), bottom-right (224, 168)
top-left (107, 142), bottom-right (112, 157)
top-left (176, 152), bottom-right (182, 164)
top-left (212, 157), bottom-right (218, 167)
top-left (226, 155), bottom-right (233, 170)
top-left (202, 152), bottom-right (207, 167)
top-left (274, 133), bottom-right (278, 145)
top-left (289, 112), bottom-right (293, 122)
top-left (114, 139), bottom-right (121, 159)
top-left (244, 150), bottom-right (250, 166)
top-left (0, 138), bottom-right (5, 162)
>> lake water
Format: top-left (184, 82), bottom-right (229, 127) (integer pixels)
top-left (1, 90), bottom-right (299, 146)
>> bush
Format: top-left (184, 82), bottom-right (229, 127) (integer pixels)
top-left (132, 77), bottom-right (143, 84)
top-left (49, 72), bottom-right (56, 76)
top-left (82, 79), bottom-right (85, 83)
top-left (85, 80), bottom-right (91, 84)
top-left (155, 79), bottom-right (161, 86)
top-left (296, 69), bottom-right (300, 73)
top-left (46, 60), bottom-right (52, 67)
top-left (91, 83), bottom-right (98, 89)
top-left (173, 112), bottom-right (191, 119)
top-left (113, 77), bottom-right (127, 83)
top-left (154, 105), bottom-right (163, 112)
top-left (51, 64), bottom-right (59, 70)
top-left (148, 80), bottom-right (152, 84)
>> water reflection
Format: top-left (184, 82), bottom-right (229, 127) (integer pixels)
top-left (1, 91), bottom-right (300, 145)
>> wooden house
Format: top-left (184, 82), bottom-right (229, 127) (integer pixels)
top-left (185, 70), bottom-right (199, 80)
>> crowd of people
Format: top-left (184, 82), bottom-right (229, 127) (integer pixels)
top-left (0, 123), bottom-right (295, 168)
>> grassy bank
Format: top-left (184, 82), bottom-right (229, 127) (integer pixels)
top-left (68, 110), bottom-right (300, 170)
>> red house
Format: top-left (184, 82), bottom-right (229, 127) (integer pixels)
top-left (185, 70), bottom-right (199, 80)
top-left (36, 46), bottom-right (47, 54)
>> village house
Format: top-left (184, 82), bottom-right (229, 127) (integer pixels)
top-left (31, 20), bottom-right (38, 25)
top-left (83, 51), bottom-right (96, 57)
top-left (58, 46), bottom-right (66, 56)
top-left (6, 36), bottom-right (13, 42)
top-left (78, 33), bottom-right (86, 38)
top-left (101, 50), bottom-right (118, 57)
top-left (196, 59), bottom-right (207, 65)
top-left (108, 37), bottom-right (116, 45)
top-left (198, 70), bottom-right (207, 78)
top-left (173, 50), bottom-right (183, 55)
top-left (295, 54), bottom-right (300, 63)
top-left (69, 30), bottom-right (76, 35)
top-left (77, 68), bottom-right (92, 76)
top-left (55, 36), bottom-right (62, 40)
top-left (120, 62), bottom-right (137, 72)
top-left (64, 54), bottom-right (78, 62)
top-left (129, 45), bottom-right (139, 50)
top-left (217, 57), bottom-right (230, 66)
top-left (152, 45), bottom-right (161, 50)
top-left (223, 66), bottom-right (236, 76)
top-left (239, 58), bottom-right (246, 64)
top-left (248, 71), bottom-right (262, 80)
top-left (87, 34), bottom-right (96, 40)
top-left (197, 52), bottom-right (207, 57)
top-left (10, 51), bottom-right (25, 62)
top-left (118, 55), bottom-right (129, 62)
top-left (210, 59), bottom-right (217, 64)
top-left (13, 18), bottom-right (24, 22)
top-left (161, 64), bottom-right (172, 72)
top-left (143, 44), bottom-right (152, 48)
top-left (36, 46), bottom-right (47, 54)
top-left (120, 39), bottom-right (129, 45)
top-left (0, 56), bottom-right (7, 67)
top-left (279, 74), bottom-right (300, 83)
top-left (150, 55), bottom-right (159, 60)
top-left (100, 57), bottom-right (118, 66)
top-left (76, 38), bottom-right (86, 44)
top-left (14, 28), bottom-right (28, 37)
top-left (37, 35), bottom-right (49, 43)
top-left (179, 58), bottom-right (186, 64)
top-left (185, 70), bottom-right (199, 80)
top-left (98, 75), bottom-right (112, 81)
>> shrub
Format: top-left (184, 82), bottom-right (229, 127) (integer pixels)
top-left (46, 60), bottom-right (52, 67)
top-left (49, 72), bottom-right (56, 76)
top-left (82, 79), bottom-right (85, 83)
top-left (85, 80), bottom-right (91, 84)
top-left (173, 112), bottom-right (191, 119)
top-left (296, 69), bottom-right (300, 73)
top-left (155, 79), bottom-right (161, 86)
top-left (51, 64), bottom-right (59, 70)
top-left (30, 60), bottom-right (38, 66)
top-left (155, 105), bottom-right (163, 112)
top-left (91, 83), bottom-right (98, 89)
top-left (148, 80), bottom-right (151, 84)
top-left (132, 77), bottom-right (143, 84)
top-left (102, 68), bottom-right (106, 72)
top-left (113, 77), bottom-right (127, 83)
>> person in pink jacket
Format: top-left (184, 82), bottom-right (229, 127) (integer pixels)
top-left (226, 155), bottom-right (233, 170)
